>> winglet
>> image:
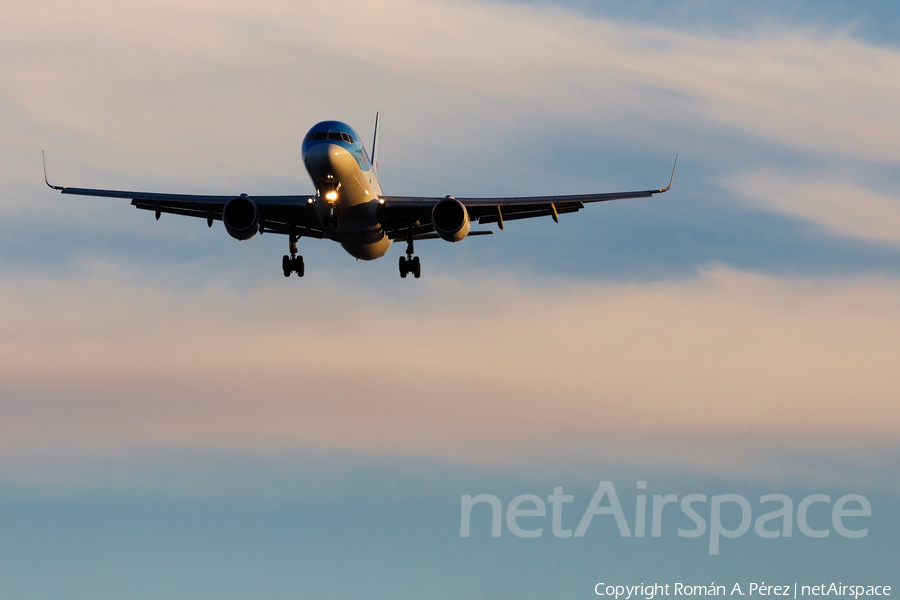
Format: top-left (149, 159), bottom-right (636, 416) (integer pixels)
top-left (660, 153), bottom-right (678, 193)
top-left (42, 151), bottom-right (65, 190)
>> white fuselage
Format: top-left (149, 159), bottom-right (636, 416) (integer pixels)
top-left (301, 121), bottom-right (392, 260)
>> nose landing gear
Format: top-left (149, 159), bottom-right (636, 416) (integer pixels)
top-left (283, 234), bottom-right (304, 277)
top-left (329, 205), bottom-right (340, 228)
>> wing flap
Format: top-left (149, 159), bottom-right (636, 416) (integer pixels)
top-left (390, 230), bottom-right (494, 242)
top-left (476, 203), bottom-right (583, 224)
top-left (130, 201), bottom-right (325, 238)
top-left (56, 184), bottom-right (324, 237)
top-left (379, 189), bottom-right (657, 211)
top-left (132, 201), bottom-right (218, 220)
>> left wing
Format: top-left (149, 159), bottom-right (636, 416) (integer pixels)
top-left (379, 155), bottom-right (677, 239)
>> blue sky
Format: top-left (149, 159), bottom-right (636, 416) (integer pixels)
top-left (0, 0), bottom-right (898, 597)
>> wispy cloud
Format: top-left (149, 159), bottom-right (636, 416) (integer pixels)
top-left (1, 265), bottom-right (897, 481)
top-left (731, 171), bottom-right (900, 244)
top-left (4, 1), bottom-right (899, 158)
top-left (4, 0), bottom-right (900, 238)
top-left (2, 0), bottom-right (900, 481)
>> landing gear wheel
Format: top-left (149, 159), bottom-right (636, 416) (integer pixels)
top-left (399, 256), bottom-right (408, 278)
top-left (412, 256), bottom-right (421, 278)
top-left (283, 253), bottom-right (304, 278)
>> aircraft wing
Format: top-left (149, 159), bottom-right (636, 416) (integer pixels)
top-left (378, 156), bottom-right (677, 240)
top-left (43, 152), bottom-right (322, 236)
top-left (46, 184), bottom-right (324, 238)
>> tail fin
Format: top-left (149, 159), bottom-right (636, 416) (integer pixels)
top-left (371, 111), bottom-right (379, 175)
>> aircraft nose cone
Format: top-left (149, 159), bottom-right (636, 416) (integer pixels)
top-left (303, 143), bottom-right (350, 180)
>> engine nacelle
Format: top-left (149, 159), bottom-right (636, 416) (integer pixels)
top-left (222, 195), bottom-right (259, 241)
top-left (431, 196), bottom-right (470, 242)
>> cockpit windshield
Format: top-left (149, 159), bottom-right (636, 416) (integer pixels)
top-left (304, 131), bottom-right (354, 144)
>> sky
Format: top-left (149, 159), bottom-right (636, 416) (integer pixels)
top-left (0, 0), bottom-right (899, 598)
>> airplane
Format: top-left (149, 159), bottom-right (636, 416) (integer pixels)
top-left (44, 115), bottom-right (676, 278)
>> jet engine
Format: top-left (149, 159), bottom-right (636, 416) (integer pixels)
top-left (222, 195), bottom-right (260, 240)
top-left (431, 196), bottom-right (470, 242)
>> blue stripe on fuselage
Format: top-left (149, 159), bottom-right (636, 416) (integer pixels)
top-left (301, 120), bottom-right (372, 172)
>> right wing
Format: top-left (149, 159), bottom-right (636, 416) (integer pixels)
top-left (44, 154), bottom-right (323, 237)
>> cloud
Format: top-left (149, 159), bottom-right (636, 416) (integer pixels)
top-left (0, 264), bottom-right (897, 483)
top-left (4, 0), bottom-right (900, 248)
top-left (2, 0), bottom-right (900, 485)
top-left (731, 171), bottom-right (900, 244)
top-left (4, 0), bottom-right (900, 176)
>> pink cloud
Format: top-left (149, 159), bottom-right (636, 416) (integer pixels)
top-left (1, 266), bottom-right (897, 481)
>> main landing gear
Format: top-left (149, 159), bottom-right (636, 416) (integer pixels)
top-left (283, 234), bottom-right (304, 277)
top-left (399, 231), bottom-right (421, 278)
top-left (399, 255), bottom-right (420, 278)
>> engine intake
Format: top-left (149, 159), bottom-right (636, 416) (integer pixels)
top-left (431, 197), bottom-right (470, 242)
top-left (223, 195), bottom-right (259, 240)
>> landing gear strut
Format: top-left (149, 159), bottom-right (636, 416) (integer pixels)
top-left (399, 226), bottom-right (421, 278)
top-left (283, 233), bottom-right (304, 277)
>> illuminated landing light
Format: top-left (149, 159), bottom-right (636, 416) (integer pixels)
top-left (378, 198), bottom-right (385, 204)
top-left (325, 191), bottom-right (338, 201)
top-left (307, 198), bottom-right (314, 204)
